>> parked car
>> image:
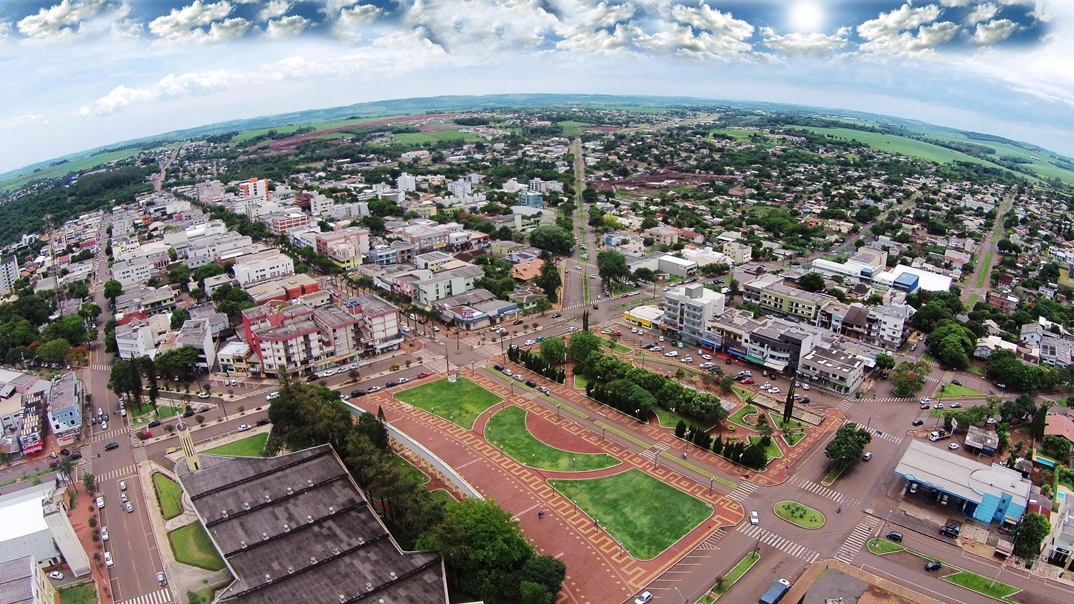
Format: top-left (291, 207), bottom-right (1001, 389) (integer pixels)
top-left (96, 496), bottom-right (105, 509)
top-left (536, 386), bottom-right (550, 395)
top-left (951, 379), bottom-right (962, 386)
top-left (551, 313), bottom-right (562, 319)
top-left (385, 381), bottom-right (399, 387)
top-left (70, 450), bottom-right (83, 460)
top-left (101, 526), bottom-right (108, 541)
top-left (198, 405), bottom-right (211, 413)
top-left (802, 384), bottom-right (809, 390)
top-left (948, 443), bottom-right (960, 450)
top-left (525, 380), bottom-right (537, 388)
top-left (513, 374), bottom-right (523, 382)
top-left (157, 572), bottom-right (167, 587)
top-left (863, 452), bottom-right (873, 461)
top-left (237, 424), bottom-right (251, 432)
top-left (912, 419), bottom-right (924, 426)
top-left (366, 386), bottom-right (381, 393)
top-left (634, 592), bottom-right (653, 604)
top-left (750, 511), bottom-right (759, 525)
top-left (147, 420), bottom-right (161, 428)
top-left (104, 552), bottom-right (114, 567)
top-left (741, 378), bottom-right (755, 385)
top-left (513, 319), bottom-right (525, 325)
top-left (951, 402), bottom-right (962, 408)
top-left (524, 339), bottom-right (536, 346)
top-left (48, 571), bottom-right (63, 580)
top-left (60, 449), bottom-right (70, 456)
top-left (266, 392), bottom-right (280, 400)
top-left (124, 502), bottom-right (133, 513)
top-left (351, 389), bottom-right (366, 398)
top-left (256, 418), bottom-right (271, 426)
top-left (183, 409), bottom-right (195, 418)
top-left (397, 377), bottom-right (410, 384)
top-left (197, 392), bottom-right (210, 399)
top-left (925, 561), bottom-right (942, 572)
top-left (885, 531), bottom-right (903, 543)
top-left (119, 481), bottom-right (126, 491)
top-left (417, 372), bottom-right (431, 378)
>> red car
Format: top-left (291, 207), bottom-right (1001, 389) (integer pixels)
top-left (416, 372), bottom-right (431, 379)
top-left (741, 378), bottom-right (755, 385)
top-left (143, 430), bottom-right (152, 439)
top-left (613, 331), bottom-right (622, 336)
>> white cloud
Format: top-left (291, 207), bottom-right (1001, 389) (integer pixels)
top-left (858, 4), bottom-right (960, 54)
top-left (338, 4), bottom-right (382, 28)
top-left (635, 23), bottom-right (752, 57)
top-left (552, 0), bottom-right (638, 51)
top-left (0, 22), bottom-right (11, 39)
top-left (17, 0), bottom-right (108, 41)
top-left (0, 114), bottom-right (48, 129)
top-left (258, 0), bottom-right (291, 22)
top-left (972, 18), bottom-right (1018, 45)
top-left (265, 15), bottom-right (309, 38)
top-left (965, 2), bottom-right (999, 24)
top-left (940, 0), bottom-right (973, 6)
top-left (668, 3), bottom-right (754, 42)
top-left (763, 30), bottom-right (849, 56)
top-left (149, 1), bottom-right (250, 43)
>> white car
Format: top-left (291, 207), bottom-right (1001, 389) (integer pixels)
top-left (266, 392), bottom-right (280, 400)
top-left (96, 496), bottom-right (105, 509)
top-left (366, 386), bottom-right (381, 393)
top-left (101, 526), bottom-right (109, 541)
top-left (397, 377), bottom-right (410, 384)
top-left (702, 354), bottom-right (712, 360)
top-left (665, 351), bottom-right (678, 357)
top-left (524, 339), bottom-right (536, 346)
top-left (197, 392), bottom-right (210, 399)
top-left (949, 443), bottom-right (960, 450)
top-left (750, 511), bottom-right (759, 525)
top-left (104, 552), bottom-right (114, 567)
top-left (681, 357), bottom-right (692, 363)
top-left (634, 592), bottom-right (653, 604)
top-left (237, 424), bottom-right (252, 432)
top-left (48, 571), bottom-right (63, 580)
top-left (770, 387), bottom-right (781, 394)
top-left (125, 502), bottom-right (133, 513)
top-left (802, 384), bottom-right (810, 390)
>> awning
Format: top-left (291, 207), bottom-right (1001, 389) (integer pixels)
top-left (745, 354), bottom-right (765, 365)
top-left (764, 359), bottom-right (788, 372)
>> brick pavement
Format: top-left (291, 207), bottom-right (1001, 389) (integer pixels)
top-left (370, 372), bottom-right (744, 604)
top-left (65, 483), bottom-right (115, 604)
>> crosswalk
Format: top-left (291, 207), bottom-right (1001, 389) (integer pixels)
top-left (93, 428), bottom-right (129, 443)
top-left (639, 442), bottom-right (669, 463)
top-left (116, 587), bottom-right (172, 604)
top-left (870, 429), bottom-right (903, 445)
top-left (835, 400), bottom-right (854, 412)
top-left (790, 476), bottom-right (860, 506)
top-left (562, 303), bottom-right (586, 311)
top-left (94, 464), bottom-right (137, 483)
top-left (134, 445), bottom-right (148, 465)
top-left (737, 524), bottom-right (819, 563)
top-left (90, 364), bottom-right (110, 372)
top-left (697, 527), bottom-right (727, 550)
top-left (835, 517), bottom-right (881, 564)
top-left (726, 481), bottom-right (758, 503)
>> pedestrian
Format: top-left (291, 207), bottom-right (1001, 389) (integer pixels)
top-left (682, 452), bottom-right (687, 460)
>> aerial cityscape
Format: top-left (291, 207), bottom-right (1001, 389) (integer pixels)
top-left (2, 2), bottom-right (1074, 604)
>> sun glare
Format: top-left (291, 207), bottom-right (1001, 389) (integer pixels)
top-left (790, 2), bottom-right (824, 33)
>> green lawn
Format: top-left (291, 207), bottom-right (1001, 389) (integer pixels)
top-left (168, 523), bottom-right (225, 571)
top-left (0, 147), bottom-right (151, 192)
top-left (967, 293), bottom-right (979, 308)
top-left (728, 405), bottom-right (760, 429)
top-left (654, 406), bottom-right (694, 429)
top-left (774, 501), bottom-right (825, 529)
top-left (706, 551), bottom-right (760, 600)
top-left (131, 403), bottom-right (180, 425)
top-left (977, 250), bottom-right (994, 289)
top-left (558, 121), bottom-right (593, 137)
top-left (153, 473), bottom-right (184, 520)
top-left (204, 433), bottom-right (267, 457)
top-left (768, 412), bottom-right (804, 431)
top-left (59, 584), bottom-right (98, 604)
top-left (801, 127), bottom-right (995, 167)
top-left (574, 374), bottom-right (590, 390)
top-left (601, 338), bottom-right (632, 354)
top-left (731, 385), bottom-right (752, 401)
top-left (393, 454), bottom-right (429, 486)
top-left (868, 538), bottom-right (905, 555)
top-left (749, 436), bottom-right (783, 460)
top-left (394, 378), bottom-right (502, 429)
top-left (782, 431), bottom-right (806, 447)
top-left (821, 463), bottom-right (847, 486)
top-left (430, 489), bottom-right (457, 505)
top-left (485, 406), bottom-right (619, 472)
top-left (943, 571), bottom-right (1020, 599)
top-left (549, 469), bottom-right (711, 560)
top-left (938, 384), bottom-right (986, 398)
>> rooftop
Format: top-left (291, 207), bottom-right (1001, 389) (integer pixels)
top-left (0, 556), bottom-right (34, 604)
top-left (895, 440), bottom-right (1031, 509)
top-left (353, 295), bottom-right (398, 318)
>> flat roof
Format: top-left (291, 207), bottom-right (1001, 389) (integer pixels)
top-left (881, 265), bottom-right (953, 292)
top-left (625, 305), bottom-right (664, 321)
top-left (895, 440), bottom-right (1030, 507)
top-left (0, 486), bottom-right (52, 543)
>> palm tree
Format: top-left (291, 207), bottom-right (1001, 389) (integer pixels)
top-left (82, 471), bottom-right (97, 494)
top-left (57, 458), bottom-right (76, 485)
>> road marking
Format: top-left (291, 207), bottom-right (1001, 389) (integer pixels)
top-left (696, 527), bottom-right (727, 551)
top-left (737, 523), bottom-right (818, 562)
top-left (725, 481), bottom-right (758, 503)
top-left (790, 476), bottom-right (860, 506)
top-left (115, 587), bottom-right (172, 604)
top-left (835, 517), bottom-right (881, 564)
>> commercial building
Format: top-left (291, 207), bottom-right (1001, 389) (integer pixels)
top-left (115, 319), bottom-right (157, 360)
top-left (743, 318), bottom-right (818, 374)
top-left (349, 295), bottom-right (403, 354)
top-left (365, 241), bottom-right (416, 266)
top-left (894, 440), bottom-right (1031, 528)
top-left (114, 286), bottom-right (177, 317)
top-left (45, 374), bottom-right (80, 446)
top-left (624, 305), bottom-right (664, 328)
top-left (262, 212), bottom-right (310, 236)
top-left (743, 275), bottom-right (835, 323)
top-left (817, 303), bottom-right (915, 350)
top-left (244, 274), bottom-right (320, 306)
top-left (663, 284), bottom-right (725, 344)
top-left (874, 265), bottom-right (953, 293)
top-left (231, 251), bottom-right (295, 286)
top-left (0, 255), bottom-right (21, 294)
top-left (217, 341), bottom-right (253, 376)
top-left (0, 555), bottom-right (59, 604)
top-left (315, 228), bottom-right (370, 269)
top-left (176, 319), bottom-right (216, 371)
top-left (0, 485), bottom-right (90, 578)
top-left (517, 189), bottom-right (544, 208)
top-left (657, 255), bottom-right (697, 278)
top-left (110, 258), bottom-right (152, 287)
top-left (414, 265), bottom-right (483, 305)
top-left (798, 342), bottom-right (866, 393)
top-left (176, 445), bottom-right (448, 604)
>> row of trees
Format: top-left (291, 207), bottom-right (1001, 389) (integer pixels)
top-left (268, 379), bottom-right (566, 603)
top-left (506, 346), bottom-right (566, 384)
top-left (824, 423), bottom-right (873, 466)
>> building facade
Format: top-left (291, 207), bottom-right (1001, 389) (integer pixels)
top-left (663, 285), bottom-right (726, 344)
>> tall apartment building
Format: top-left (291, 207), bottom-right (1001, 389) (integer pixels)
top-left (262, 212), bottom-right (310, 235)
top-left (518, 190), bottom-right (543, 208)
top-left (0, 255), bottom-right (20, 294)
top-left (231, 251), bottom-right (295, 286)
top-left (315, 228), bottom-right (370, 269)
top-left (237, 178), bottom-right (268, 199)
top-left (115, 320), bottom-right (157, 360)
top-left (663, 284), bottom-right (726, 344)
top-left (414, 265), bottom-right (483, 305)
top-left (242, 303), bottom-right (364, 376)
top-left (365, 241), bottom-right (416, 266)
top-left (817, 302), bottom-right (915, 350)
top-left (0, 556), bottom-right (61, 602)
top-left (350, 294), bottom-right (403, 354)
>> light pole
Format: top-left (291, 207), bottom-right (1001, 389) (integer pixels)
top-left (443, 341), bottom-right (449, 375)
top-left (674, 587), bottom-right (687, 604)
top-left (709, 476), bottom-right (714, 494)
top-left (557, 404), bottom-right (561, 420)
top-left (601, 425), bottom-right (606, 442)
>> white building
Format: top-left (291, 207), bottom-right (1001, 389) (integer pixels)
top-left (0, 255), bottom-right (20, 294)
top-left (664, 284), bottom-right (726, 344)
top-left (115, 320), bottom-right (157, 360)
top-left (110, 258), bottom-right (151, 287)
top-left (231, 251), bottom-right (296, 286)
top-left (354, 294), bottom-right (403, 354)
top-left (397, 173), bottom-right (416, 193)
top-left (308, 193), bottom-right (334, 217)
top-left (0, 486), bottom-right (90, 577)
top-left (798, 342), bottom-right (867, 394)
top-left (722, 241), bottom-right (752, 265)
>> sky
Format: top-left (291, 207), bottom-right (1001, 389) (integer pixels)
top-left (0, 0), bottom-right (1071, 174)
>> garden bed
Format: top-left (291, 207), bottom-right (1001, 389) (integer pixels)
top-left (773, 501), bottom-right (825, 529)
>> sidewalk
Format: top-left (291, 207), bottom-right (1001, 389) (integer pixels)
top-left (64, 482), bottom-right (114, 604)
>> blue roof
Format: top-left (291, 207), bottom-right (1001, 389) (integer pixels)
top-left (893, 272), bottom-right (919, 286)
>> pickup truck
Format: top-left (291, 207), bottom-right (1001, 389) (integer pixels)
top-left (928, 430), bottom-right (952, 442)
top-left (759, 578), bottom-right (791, 604)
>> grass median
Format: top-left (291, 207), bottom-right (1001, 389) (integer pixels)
top-left (168, 523), bottom-right (225, 571)
top-left (394, 377), bottom-right (503, 429)
top-left (485, 406), bottom-right (619, 472)
top-left (696, 551), bottom-right (760, 603)
top-left (153, 473), bottom-right (184, 520)
top-left (774, 501), bottom-right (825, 529)
top-left (204, 433), bottom-right (267, 457)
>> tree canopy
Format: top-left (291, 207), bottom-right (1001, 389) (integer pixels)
top-left (528, 225), bottom-right (575, 256)
top-left (825, 423), bottom-right (873, 465)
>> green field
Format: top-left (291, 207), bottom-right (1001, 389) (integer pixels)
top-left (394, 377), bottom-right (502, 429)
top-left (153, 473), bottom-right (184, 520)
top-left (938, 383), bottom-right (986, 398)
top-left (485, 406), bottom-right (619, 472)
top-left (802, 127), bottom-right (992, 167)
top-left (549, 469), bottom-right (711, 560)
top-left (977, 250), bottom-right (994, 288)
top-left (868, 538), bottom-right (905, 555)
top-left (558, 121), bottom-right (593, 137)
top-left (168, 523), bottom-right (225, 571)
top-left (574, 374), bottom-right (590, 390)
top-left (768, 412), bottom-right (804, 431)
top-left (749, 436), bottom-right (783, 461)
top-left (0, 147), bottom-right (152, 192)
top-left (728, 405), bottom-right (760, 430)
top-left (430, 489), bottom-right (457, 505)
top-left (774, 501), bottom-right (825, 529)
top-left (394, 130), bottom-right (480, 145)
top-left (393, 454), bottom-right (429, 486)
top-left (654, 406), bottom-right (694, 429)
top-left (904, 126), bottom-right (1074, 185)
top-left (204, 433), bottom-right (267, 457)
top-left (59, 584), bottom-right (98, 604)
top-left (232, 116), bottom-right (387, 144)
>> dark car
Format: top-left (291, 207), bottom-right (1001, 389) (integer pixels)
top-left (940, 523), bottom-right (961, 538)
top-left (525, 380), bottom-right (537, 388)
top-left (725, 358), bottom-right (732, 364)
top-left (798, 396), bottom-right (810, 404)
top-left (305, 374), bottom-right (319, 382)
top-left (912, 419), bottom-right (924, 426)
top-left (60, 449), bottom-right (70, 456)
top-left (592, 303), bottom-right (599, 309)
top-left (885, 531), bottom-right (903, 543)
top-left (70, 451), bottom-right (83, 460)
top-left (103, 443), bottom-right (119, 451)
top-left (256, 418), bottom-right (271, 426)
top-left (147, 420), bottom-right (161, 428)
top-left (198, 405), bottom-right (210, 413)
top-left (951, 379), bottom-right (962, 386)
top-left (350, 389), bottom-right (366, 398)
top-left (513, 319), bottom-right (524, 325)
top-left (385, 381), bottom-right (399, 387)
top-left (551, 313), bottom-right (562, 319)
top-left (925, 561), bottom-right (942, 572)
top-left (183, 409), bottom-right (195, 418)
top-left (493, 364), bottom-right (504, 371)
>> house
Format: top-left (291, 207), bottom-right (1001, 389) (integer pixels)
top-left (512, 260), bottom-right (543, 282)
top-left (46, 374), bottom-right (81, 446)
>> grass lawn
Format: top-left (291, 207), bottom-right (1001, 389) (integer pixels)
top-left (204, 433), bottom-right (267, 457)
top-left (938, 384), bottom-right (986, 398)
top-left (774, 501), bottom-right (825, 529)
top-left (59, 584), bottom-right (98, 604)
top-left (131, 404), bottom-right (180, 425)
top-left (977, 250), bottom-right (994, 289)
top-left (168, 523), bottom-right (225, 571)
top-left (749, 436), bottom-right (783, 460)
top-left (943, 571), bottom-right (1020, 599)
top-left (153, 473), bottom-right (184, 520)
top-left (393, 454), bottom-right (429, 486)
top-left (485, 406), bottom-right (619, 472)
top-left (654, 406), bottom-right (694, 429)
top-left (430, 489), bottom-right (457, 505)
top-left (920, 352), bottom-right (935, 362)
top-left (967, 293), bottom-right (978, 308)
top-left (574, 374), bottom-right (590, 390)
top-left (801, 127), bottom-right (993, 167)
top-left (768, 412), bottom-right (804, 431)
top-left (601, 338), bottom-right (632, 354)
top-left (728, 405), bottom-right (760, 429)
top-left (731, 385), bottom-right (752, 401)
top-left (696, 551), bottom-right (760, 603)
top-left (868, 538), bottom-right (905, 555)
top-left (394, 377), bottom-right (502, 429)
top-left (821, 463), bottom-right (847, 486)
top-left (549, 469), bottom-right (711, 560)
top-left (782, 431), bottom-right (806, 447)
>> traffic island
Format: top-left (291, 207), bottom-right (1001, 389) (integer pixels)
top-left (774, 501), bottom-right (825, 529)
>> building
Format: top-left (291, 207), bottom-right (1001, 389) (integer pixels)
top-left (349, 295), bottom-right (403, 354)
top-left (315, 228), bottom-right (370, 270)
top-left (15, 391), bottom-right (47, 458)
top-left (623, 305), bottom-right (664, 328)
top-left (311, 305), bottom-right (363, 365)
top-left (0, 255), bottom-right (20, 294)
top-left (722, 241), bottom-right (752, 265)
top-left (894, 440), bottom-right (1031, 528)
top-left (798, 342), bottom-right (866, 393)
top-left (743, 275), bottom-right (834, 323)
top-left (177, 319), bottom-right (216, 371)
top-left (115, 319), bottom-right (157, 360)
top-left (987, 291), bottom-right (1020, 315)
top-left (176, 445), bottom-right (448, 604)
top-left (244, 274), bottom-right (320, 306)
top-left (818, 303), bottom-right (915, 350)
top-left (217, 341), bottom-right (253, 376)
top-left (414, 265), bottom-right (483, 305)
top-left (517, 189), bottom-right (543, 208)
top-left (707, 309), bottom-right (767, 359)
top-left (645, 226), bottom-right (678, 247)
top-left (0, 485), bottom-right (90, 577)
top-left (365, 241), bottom-right (416, 266)
top-left (663, 284), bottom-right (726, 344)
top-left (0, 555), bottom-right (59, 604)
top-left (743, 318), bottom-right (818, 374)
top-left (114, 286), bottom-right (177, 317)
top-left (236, 178), bottom-right (268, 199)
top-left (1040, 335), bottom-right (1074, 367)
top-left (874, 265), bottom-right (953, 293)
top-left (657, 255), bottom-right (697, 278)
top-left (110, 258), bottom-right (151, 287)
top-left (231, 251), bottom-right (295, 286)
top-left (45, 374), bottom-right (80, 446)
top-left (262, 212), bottom-right (310, 235)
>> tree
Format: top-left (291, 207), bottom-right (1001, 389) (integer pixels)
top-left (78, 302), bottom-right (101, 323)
top-left (535, 259), bottom-right (561, 303)
top-left (103, 280), bottom-right (123, 304)
top-left (416, 498), bottom-right (534, 602)
top-left (797, 272), bottom-right (826, 293)
top-left (37, 339), bottom-right (71, 364)
top-left (1012, 512), bottom-right (1051, 557)
top-left (825, 423), bottom-right (872, 466)
top-left (890, 361), bottom-right (931, 396)
top-left (517, 555), bottom-right (566, 601)
top-left (675, 420), bottom-right (687, 439)
top-left (170, 308), bottom-right (191, 330)
top-left (82, 472), bottom-right (97, 494)
top-left (596, 250), bottom-right (630, 287)
top-left (874, 353), bottom-right (896, 372)
top-left (528, 226), bottom-right (575, 256)
top-left (911, 300), bottom-right (953, 332)
top-left (168, 264), bottom-right (191, 287)
top-left (533, 298), bottom-right (552, 314)
top-left (568, 330), bottom-right (602, 363)
top-left (539, 337), bottom-right (567, 365)
top-left (1041, 435), bottom-right (1073, 459)
top-left (141, 357), bottom-right (160, 415)
top-left (925, 320), bottom-right (976, 370)
top-left (155, 345), bottom-right (200, 381)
